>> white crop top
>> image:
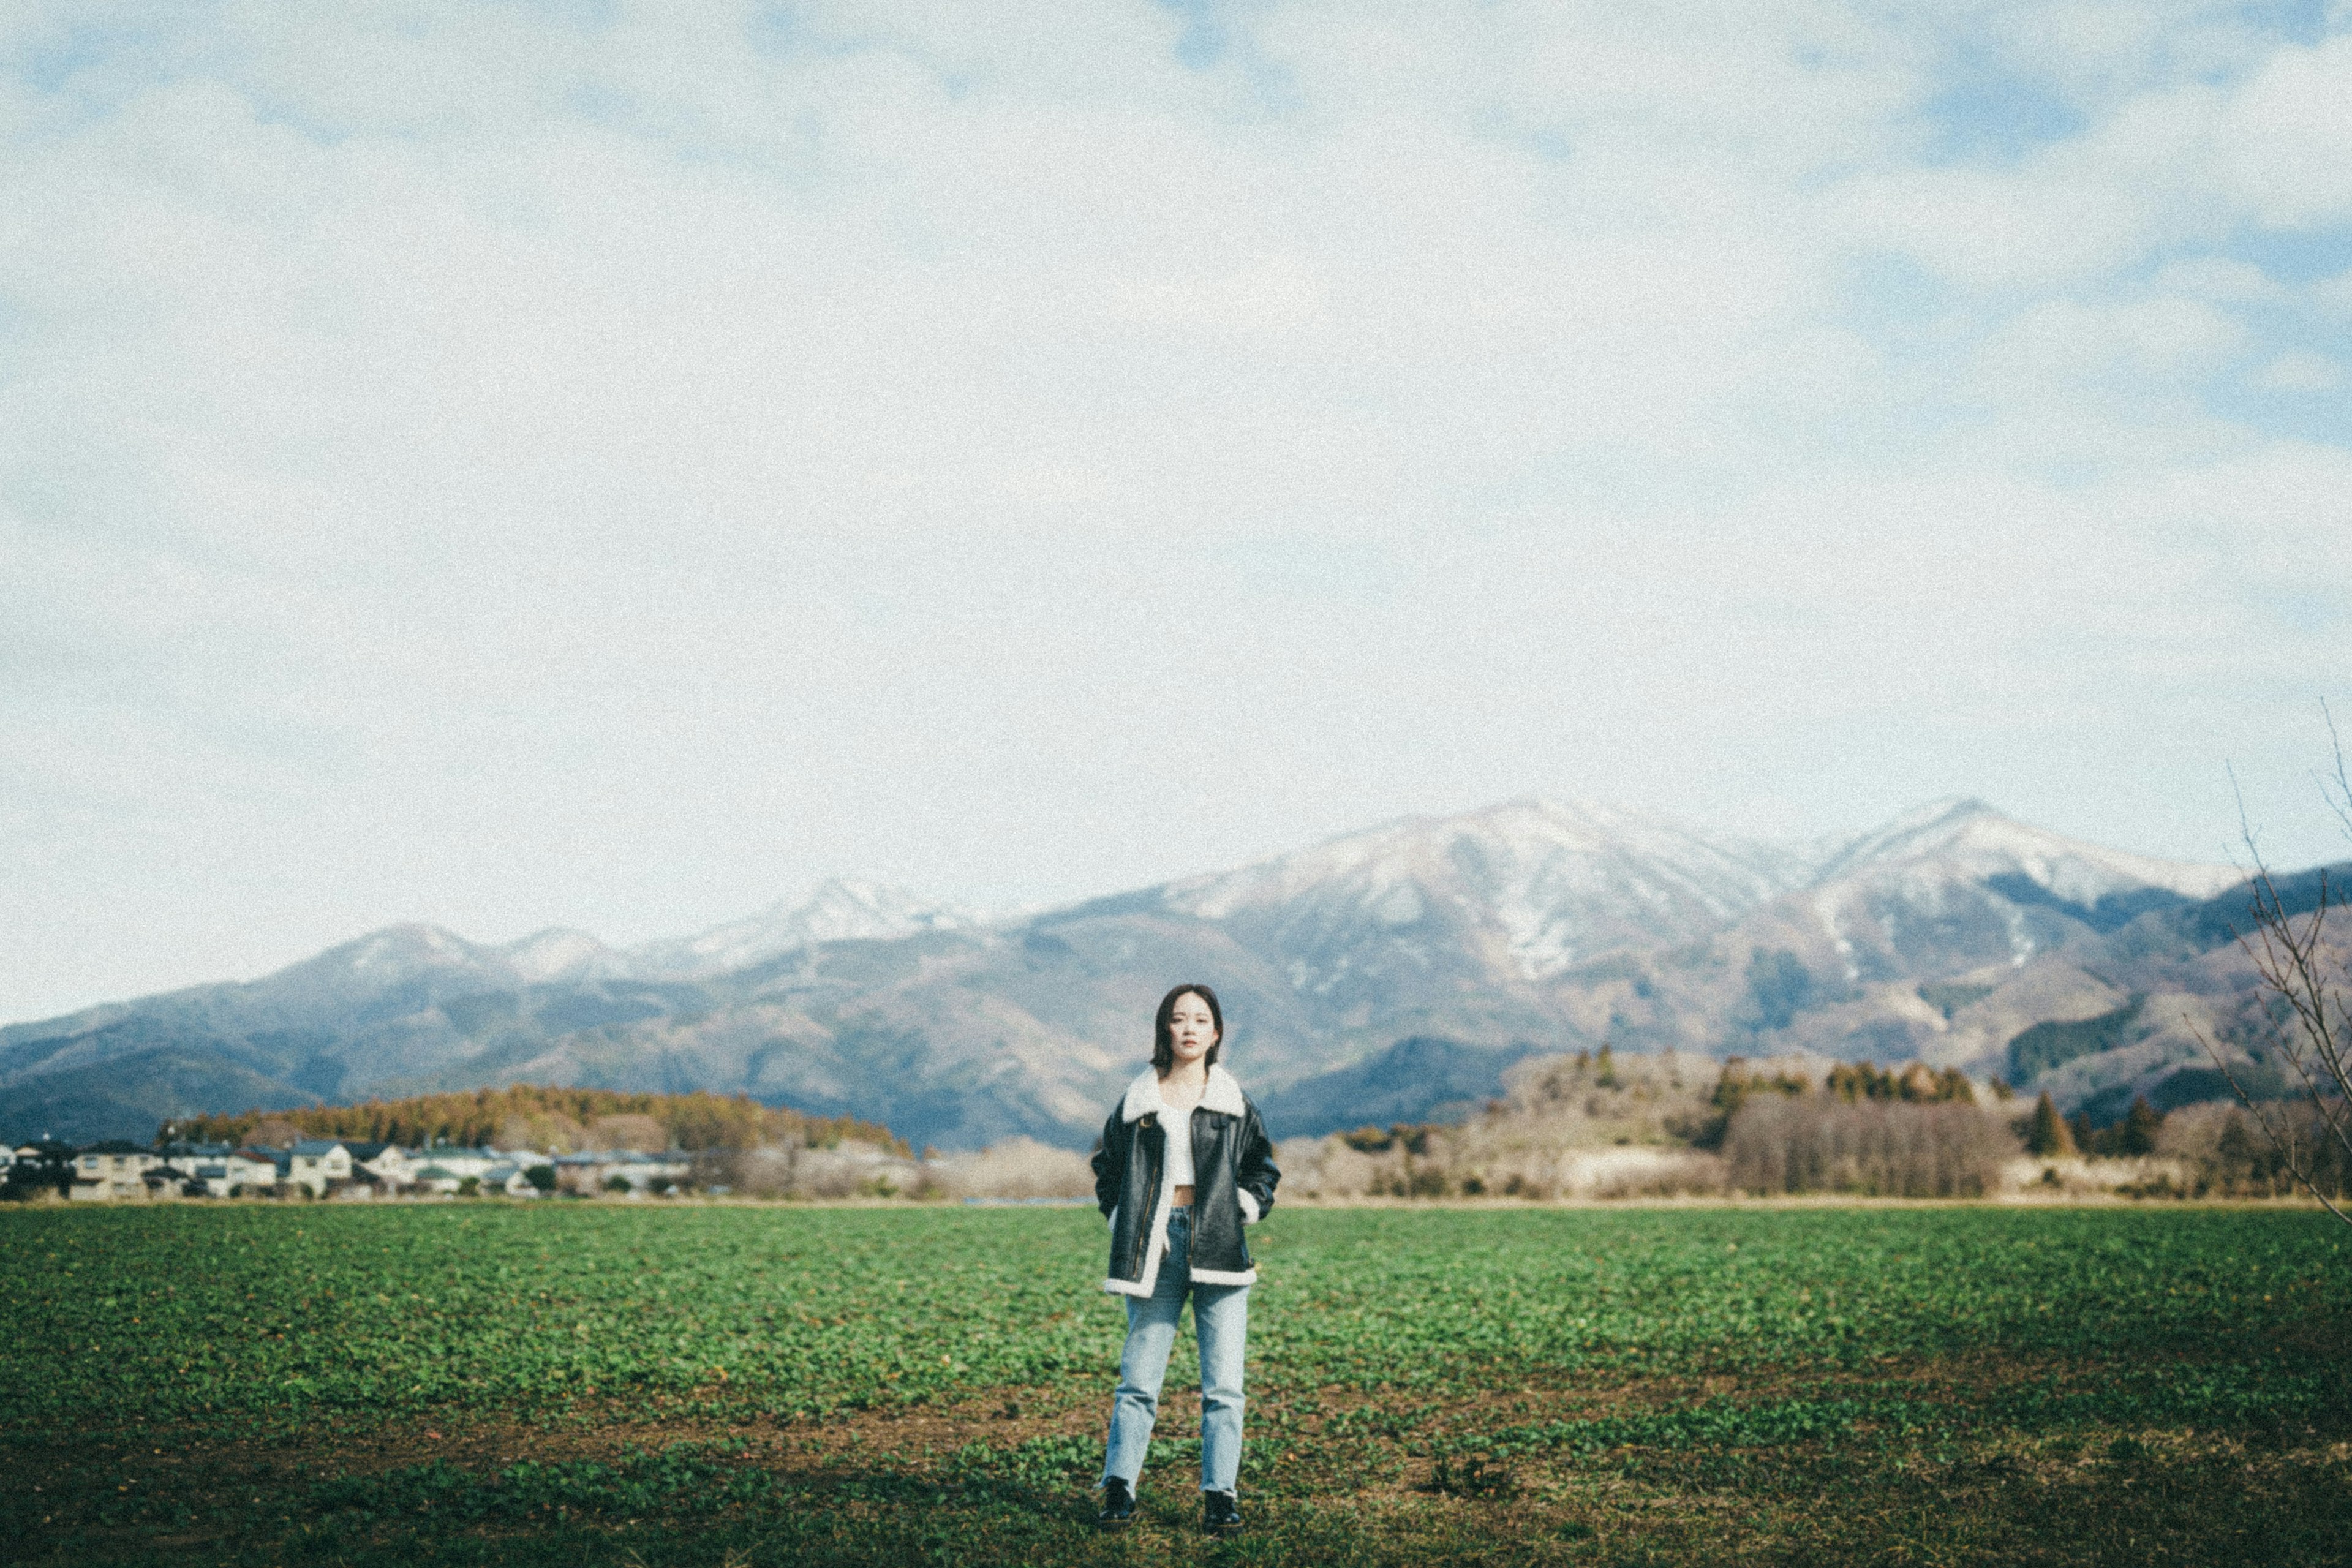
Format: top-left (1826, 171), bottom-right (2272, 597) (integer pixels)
top-left (1164, 1104), bottom-right (1195, 1188)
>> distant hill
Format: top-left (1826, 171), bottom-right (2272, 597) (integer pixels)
top-left (1257, 1036), bottom-right (1542, 1138)
top-left (0, 796), bottom-right (2310, 1149)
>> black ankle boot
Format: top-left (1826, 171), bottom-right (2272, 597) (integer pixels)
top-left (1203, 1490), bottom-right (1242, 1536)
top-left (1097, 1477), bottom-right (1136, 1531)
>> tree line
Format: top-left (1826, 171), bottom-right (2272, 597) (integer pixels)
top-left (163, 1084), bottom-right (907, 1156)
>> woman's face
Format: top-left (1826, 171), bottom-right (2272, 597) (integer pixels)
top-left (1166, 992), bottom-right (1219, 1067)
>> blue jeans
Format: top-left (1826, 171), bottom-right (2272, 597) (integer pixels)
top-left (1102, 1207), bottom-right (1250, 1494)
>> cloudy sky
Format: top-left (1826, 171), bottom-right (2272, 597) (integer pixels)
top-left (4, 0), bottom-right (2349, 1023)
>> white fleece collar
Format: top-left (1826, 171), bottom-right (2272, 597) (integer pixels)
top-left (1120, 1062), bottom-right (1246, 1122)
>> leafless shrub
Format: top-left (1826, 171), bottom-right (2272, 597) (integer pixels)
top-left (1282, 1049), bottom-right (2021, 1202)
top-left (1276, 1137), bottom-right (1375, 1198)
top-left (695, 1139), bottom-right (918, 1199)
top-left (1276, 1131), bottom-right (1735, 1200)
top-left (792, 1144), bottom-right (919, 1198)
top-left (1577, 1147), bottom-right (1728, 1199)
top-left (2197, 713), bottom-right (2352, 1225)
top-left (2155, 1099), bottom-right (2348, 1199)
top-left (706, 1145), bottom-right (790, 1197)
top-left (924, 1136), bottom-right (1094, 1200)
top-left (1724, 1096), bottom-right (2018, 1197)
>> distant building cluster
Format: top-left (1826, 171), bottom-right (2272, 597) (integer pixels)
top-left (2, 1137), bottom-right (694, 1201)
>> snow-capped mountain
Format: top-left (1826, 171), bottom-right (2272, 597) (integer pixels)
top-left (1516, 799), bottom-right (2275, 1125)
top-left (497, 929), bottom-right (640, 984)
top-left (1810, 797), bottom-right (2242, 905)
top-left (1788, 799), bottom-right (2243, 982)
top-left (1164, 797), bottom-right (1815, 988)
top-left (268, 922), bottom-right (635, 999)
top-left (628, 880), bottom-right (979, 978)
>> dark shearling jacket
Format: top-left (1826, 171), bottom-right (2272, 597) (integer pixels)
top-left (1091, 1063), bottom-right (1280, 1295)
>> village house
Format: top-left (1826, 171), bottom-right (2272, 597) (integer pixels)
top-left (407, 1146), bottom-right (489, 1180)
top-left (286, 1139), bottom-right (355, 1196)
top-left (72, 1140), bottom-right (164, 1200)
top-left (141, 1164), bottom-right (198, 1199)
top-left (408, 1163), bottom-right (463, 1195)
top-left (478, 1163), bottom-right (543, 1197)
top-left (188, 1149), bottom-right (284, 1197)
top-left (157, 1140), bottom-right (232, 1174)
top-left (6, 1141), bottom-right (76, 1198)
top-left (411, 1145), bottom-right (491, 1180)
top-left (412, 1145), bottom-right (551, 1180)
top-left (243, 1147), bottom-right (293, 1187)
top-left (345, 1142), bottom-right (419, 1188)
top-left (551, 1149), bottom-right (692, 1196)
top-left (403, 1157), bottom-right (545, 1196)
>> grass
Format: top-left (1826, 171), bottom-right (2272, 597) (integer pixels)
top-left (4, 1202), bottom-right (2346, 1565)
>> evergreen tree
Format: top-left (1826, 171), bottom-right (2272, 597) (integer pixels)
top-left (2119, 1095), bottom-right (2163, 1156)
top-left (2215, 1112), bottom-right (2259, 1191)
top-left (2068, 1111), bottom-right (2101, 1157)
top-left (2027, 1092), bottom-right (2075, 1157)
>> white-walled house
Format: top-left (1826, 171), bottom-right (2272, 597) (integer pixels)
top-left (412, 1146), bottom-right (496, 1180)
top-left (344, 1142), bottom-right (418, 1188)
top-left (407, 1158), bottom-right (543, 1196)
top-left (552, 1150), bottom-right (693, 1195)
top-left (409, 1164), bottom-right (463, 1195)
top-left (190, 1150), bottom-right (283, 1197)
top-left (478, 1163), bottom-right (542, 1196)
top-left (409, 1146), bottom-right (549, 1182)
top-left (287, 1140), bottom-right (354, 1195)
top-left (154, 1142), bottom-right (235, 1194)
top-left (241, 1147), bottom-right (293, 1188)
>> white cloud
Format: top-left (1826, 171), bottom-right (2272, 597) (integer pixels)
top-left (1975, 295), bottom-right (2246, 387)
top-left (2313, 266), bottom-right (2352, 317)
top-left (2218, 33), bottom-right (2352, 227)
top-left (2, 0), bottom-right (2349, 1020)
top-left (2252, 350), bottom-right (2345, 391)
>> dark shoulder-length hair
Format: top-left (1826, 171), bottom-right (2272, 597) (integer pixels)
top-left (1152, 983), bottom-right (1224, 1078)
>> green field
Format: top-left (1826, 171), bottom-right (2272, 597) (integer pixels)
top-left (6, 1204), bottom-right (2346, 1566)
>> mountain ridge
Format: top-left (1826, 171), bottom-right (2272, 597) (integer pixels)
top-left (0, 797), bottom-right (2286, 1148)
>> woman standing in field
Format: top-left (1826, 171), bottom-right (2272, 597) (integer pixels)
top-left (1091, 983), bottom-right (1280, 1537)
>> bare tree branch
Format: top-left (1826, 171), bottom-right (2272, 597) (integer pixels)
top-left (2323, 698), bottom-right (2352, 843)
top-left (2199, 718), bottom-right (2352, 1224)
top-left (2191, 1019), bottom-right (2352, 1226)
